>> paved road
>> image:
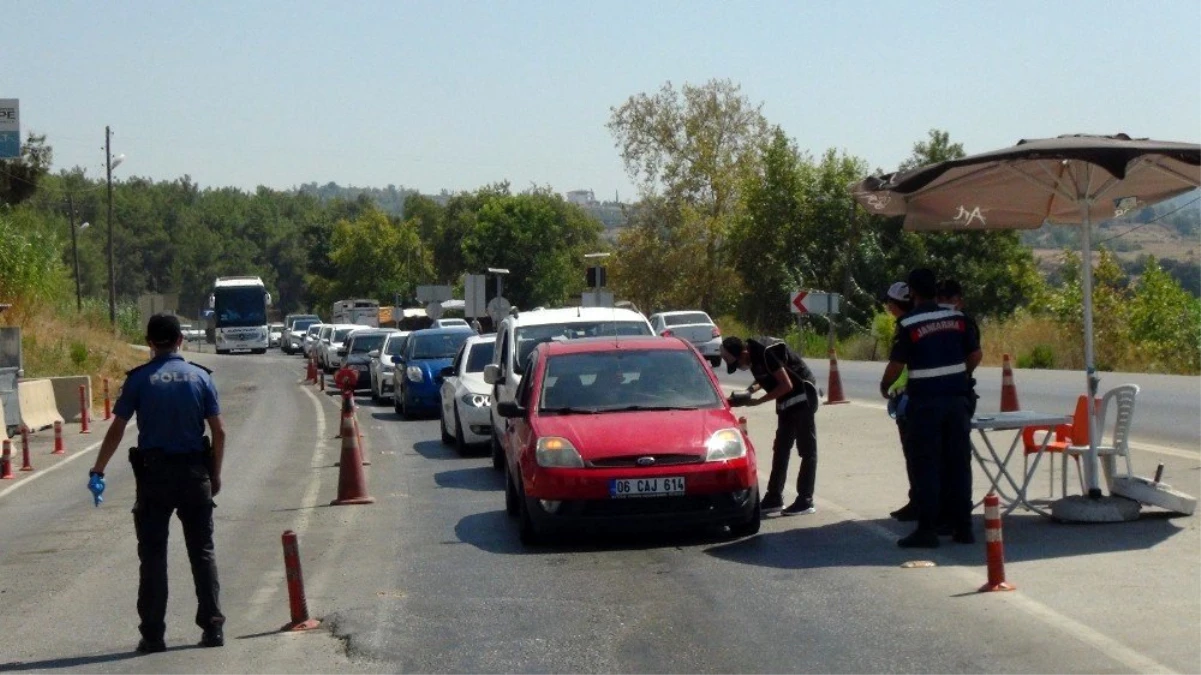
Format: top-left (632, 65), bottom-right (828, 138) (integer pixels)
top-left (1, 349), bottom-right (1196, 673)
top-left (718, 358), bottom-right (1201, 454)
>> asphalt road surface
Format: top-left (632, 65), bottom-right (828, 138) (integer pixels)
top-left (0, 349), bottom-right (1195, 673)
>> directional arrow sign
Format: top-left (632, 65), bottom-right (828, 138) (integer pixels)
top-left (790, 290), bottom-right (840, 315)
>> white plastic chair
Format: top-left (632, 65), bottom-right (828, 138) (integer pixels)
top-left (1063, 384), bottom-right (1139, 494)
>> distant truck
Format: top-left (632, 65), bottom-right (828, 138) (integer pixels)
top-left (206, 276), bottom-right (272, 354)
top-left (332, 299), bottom-right (380, 328)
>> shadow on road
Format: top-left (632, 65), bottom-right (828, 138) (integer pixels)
top-left (0, 645), bottom-right (199, 672)
top-left (704, 512), bottom-right (1189, 571)
top-left (413, 439), bottom-right (458, 460)
top-left (454, 510), bottom-right (736, 556)
top-left (434, 466), bottom-right (506, 492)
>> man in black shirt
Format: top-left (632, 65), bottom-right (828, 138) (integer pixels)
top-left (721, 336), bottom-right (818, 515)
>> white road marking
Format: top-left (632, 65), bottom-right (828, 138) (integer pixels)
top-left (0, 423), bottom-right (136, 501)
top-left (815, 498), bottom-right (1179, 675)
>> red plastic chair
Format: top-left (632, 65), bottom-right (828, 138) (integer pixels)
top-left (1021, 395), bottom-right (1094, 498)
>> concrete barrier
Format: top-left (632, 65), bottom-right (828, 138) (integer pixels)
top-left (49, 376), bottom-right (93, 423)
top-left (18, 378), bottom-right (65, 433)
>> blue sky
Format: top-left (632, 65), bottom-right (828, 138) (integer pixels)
top-left (5, 0), bottom-right (1199, 199)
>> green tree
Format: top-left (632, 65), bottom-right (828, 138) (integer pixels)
top-left (608, 79), bottom-right (769, 312)
top-left (325, 207), bottom-right (429, 309)
top-left (461, 190), bottom-right (602, 310)
top-left (1128, 256), bottom-right (1201, 373)
top-left (0, 133), bottom-right (53, 206)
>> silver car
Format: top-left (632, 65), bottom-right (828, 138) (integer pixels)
top-left (648, 311), bottom-right (723, 367)
top-left (368, 331), bottom-right (409, 403)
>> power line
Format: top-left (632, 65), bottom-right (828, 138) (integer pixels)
top-left (1095, 196), bottom-right (1200, 247)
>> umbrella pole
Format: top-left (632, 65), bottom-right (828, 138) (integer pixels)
top-left (1079, 200), bottom-right (1103, 498)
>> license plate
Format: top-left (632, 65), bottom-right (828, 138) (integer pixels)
top-left (609, 476), bottom-right (685, 498)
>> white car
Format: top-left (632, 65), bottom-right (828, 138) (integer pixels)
top-left (438, 334), bottom-right (496, 453)
top-left (433, 318), bottom-right (471, 330)
top-left (303, 323), bottom-right (326, 360)
top-left (482, 306), bottom-right (654, 470)
top-left (648, 310), bottom-right (723, 367)
top-left (368, 331), bottom-right (408, 403)
top-left (269, 323), bottom-right (285, 348)
top-left (321, 324), bottom-right (367, 372)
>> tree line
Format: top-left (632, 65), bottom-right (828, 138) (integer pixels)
top-left (0, 78), bottom-right (1196, 373)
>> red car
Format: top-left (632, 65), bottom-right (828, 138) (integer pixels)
top-left (497, 336), bottom-right (761, 544)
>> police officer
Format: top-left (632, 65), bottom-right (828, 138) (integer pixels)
top-left (88, 314), bottom-right (227, 653)
top-left (881, 282), bottom-right (918, 522)
top-left (880, 269), bottom-right (982, 548)
top-left (721, 335), bottom-right (818, 515)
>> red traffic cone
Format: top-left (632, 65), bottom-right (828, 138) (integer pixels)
top-left (306, 355), bottom-right (318, 384)
top-left (331, 394), bottom-right (374, 506)
top-left (825, 350), bottom-right (848, 405)
top-left (52, 421), bottom-right (65, 455)
top-left (979, 492), bottom-right (1015, 592)
top-left (20, 427), bottom-right (34, 472)
top-left (1, 440), bottom-right (14, 479)
top-left (79, 385), bottom-right (92, 434)
top-left (103, 378), bottom-right (112, 421)
top-left (1000, 353), bottom-right (1021, 412)
top-left (280, 530), bottom-right (321, 631)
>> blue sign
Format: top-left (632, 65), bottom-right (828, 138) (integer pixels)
top-left (0, 99), bottom-right (17, 159)
top-left (0, 132), bottom-right (17, 159)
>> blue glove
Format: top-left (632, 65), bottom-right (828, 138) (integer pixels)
top-left (88, 471), bottom-right (105, 507)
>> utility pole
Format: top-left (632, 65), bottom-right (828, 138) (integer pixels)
top-left (67, 193), bottom-right (82, 312)
top-left (105, 126), bottom-right (115, 326)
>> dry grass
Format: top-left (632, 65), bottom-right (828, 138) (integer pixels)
top-left (979, 313), bottom-right (1079, 369)
top-left (2, 304), bottom-right (145, 387)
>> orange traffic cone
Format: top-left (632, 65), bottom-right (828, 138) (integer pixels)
top-left (52, 421), bottom-right (65, 455)
top-left (20, 427), bottom-right (33, 472)
top-left (825, 350), bottom-right (848, 405)
top-left (331, 393), bottom-right (374, 506)
top-left (979, 492), bottom-right (1015, 592)
top-left (1, 439), bottom-right (14, 479)
top-left (1000, 353), bottom-right (1021, 412)
top-left (305, 355), bottom-right (318, 384)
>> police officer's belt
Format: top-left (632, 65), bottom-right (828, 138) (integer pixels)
top-left (776, 391), bottom-right (807, 412)
top-left (140, 449), bottom-right (206, 465)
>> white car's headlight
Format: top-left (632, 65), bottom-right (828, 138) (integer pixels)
top-left (461, 394), bottom-right (490, 408)
top-left (406, 366), bottom-right (424, 383)
top-left (536, 437), bottom-right (585, 468)
top-left (705, 428), bottom-right (746, 462)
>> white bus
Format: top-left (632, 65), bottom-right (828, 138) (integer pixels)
top-left (332, 299), bottom-right (380, 328)
top-left (206, 276), bottom-right (272, 354)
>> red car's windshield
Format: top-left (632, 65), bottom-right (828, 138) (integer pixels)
top-left (539, 349), bottom-right (721, 413)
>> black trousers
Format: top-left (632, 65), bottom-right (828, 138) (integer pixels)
top-left (132, 459), bottom-right (224, 641)
top-left (765, 403), bottom-right (817, 504)
top-left (903, 395), bottom-right (973, 532)
top-left (896, 416), bottom-right (917, 504)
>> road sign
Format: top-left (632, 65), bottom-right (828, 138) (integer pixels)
top-left (416, 285), bottom-right (452, 303)
top-left (586, 266), bottom-right (607, 288)
top-left (463, 274), bottom-right (486, 318)
top-left (0, 99), bottom-right (19, 159)
top-left (790, 290), bottom-right (840, 315)
top-left (487, 296), bottom-right (511, 324)
top-left (582, 291), bottom-right (615, 308)
top-left (426, 301), bottom-right (444, 321)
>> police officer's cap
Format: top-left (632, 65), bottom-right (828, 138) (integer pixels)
top-left (146, 313), bottom-right (183, 347)
top-left (720, 336), bottom-right (745, 375)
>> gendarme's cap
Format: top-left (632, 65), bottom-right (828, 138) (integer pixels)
top-left (882, 282), bottom-right (910, 304)
top-left (720, 336), bottom-right (745, 375)
top-left (146, 313), bottom-right (183, 346)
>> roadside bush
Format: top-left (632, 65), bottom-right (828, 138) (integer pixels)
top-left (69, 340), bottom-right (89, 367)
top-left (0, 208), bottom-right (68, 306)
top-left (1017, 344), bottom-right (1055, 369)
top-left (871, 311), bottom-right (896, 358)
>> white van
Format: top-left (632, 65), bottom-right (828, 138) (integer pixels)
top-left (482, 306), bottom-right (653, 470)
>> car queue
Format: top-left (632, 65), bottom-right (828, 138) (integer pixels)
top-left (277, 305), bottom-right (764, 546)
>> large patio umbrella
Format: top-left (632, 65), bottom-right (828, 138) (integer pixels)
top-left (851, 133), bottom-right (1200, 504)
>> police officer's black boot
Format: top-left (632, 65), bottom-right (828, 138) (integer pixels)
top-left (200, 627), bottom-right (224, 648)
top-left (897, 527), bottom-right (940, 549)
top-left (136, 638), bottom-right (166, 654)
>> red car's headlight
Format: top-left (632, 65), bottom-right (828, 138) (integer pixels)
top-left (705, 428), bottom-right (746, 462)
top-left (536, 437), bottom-right (585, 468)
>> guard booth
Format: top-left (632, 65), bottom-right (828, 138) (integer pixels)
top-left (0, 314), bottom-right (22, 437)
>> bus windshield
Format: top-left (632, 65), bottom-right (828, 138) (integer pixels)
top-left (214, 287), bottom-right (267, 327)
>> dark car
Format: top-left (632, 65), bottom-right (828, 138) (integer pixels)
top-left (338, 329), bottom-right (393, 392)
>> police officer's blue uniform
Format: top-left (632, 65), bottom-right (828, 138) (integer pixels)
top-left (889, 302), bottom-right (980, 542)
top-left (114, 352), bottom-right (225, 646)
